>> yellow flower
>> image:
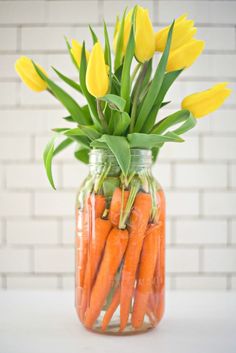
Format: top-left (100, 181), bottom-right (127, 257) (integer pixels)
top-left (156, 14), bottom-right (197, 52)
top-left (181, 83), bottom-right (232, 118)
top-left (71, 39), bottom-right (90, 68)
top-left (113, 10), bottom-right (132, 55)
top-left (166, 38), bottom-right (205, 72)
top-left (113, 6), bottom-right (155, 62)
top-left (15, 56), bottom-right (47, 92)
top-left (86, 42), bottom-right (109, 98)
top-left (135, 6), bottom-right (155, 63)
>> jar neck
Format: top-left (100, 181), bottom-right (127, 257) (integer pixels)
top-left (89, 149), bottom-right (152, 175)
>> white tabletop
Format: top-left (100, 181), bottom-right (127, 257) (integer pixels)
top-left (0, 290), bottom-right (235, 353)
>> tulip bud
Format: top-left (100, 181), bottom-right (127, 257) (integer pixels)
top-left (86, 42), bottom-right (109, 98)
top-left (166, 38), bottom-right (205, 72)
top-left (156, 14), bottom-right (197, 52)
top-left (71, 39), bottom-right (90, 68)
top-left (15, 56), bottom-right (47, 92)
top-left (113, 10), bottom-right (132, 56)
top-left (135, 6), bottom-right (155, 63)
top-left (181, 83), bottom-right (232, 118)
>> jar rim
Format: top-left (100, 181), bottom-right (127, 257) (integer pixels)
top-left (90, 148), bottom-right (152, 157)
top-left (89, 148), bottom-right (152, 168)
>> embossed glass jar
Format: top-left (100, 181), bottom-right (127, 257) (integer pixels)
top-left (75, 149), bottom-right (165, 335)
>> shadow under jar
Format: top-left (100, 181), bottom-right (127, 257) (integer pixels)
top-left (75, 149), bottom-right (165, 335)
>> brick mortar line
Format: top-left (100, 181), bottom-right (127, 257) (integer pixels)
top-left (2, 77), bottom-right (236, 83)
top-left (2, 48), bottom-right (236, 54)
top-left (3, 132), bottom-right (236, 138)
top-left (0, 21), bottom-right (236, 28)
top-left (2, 186), bottom-right (236, 192)
top-left (227, 219), bottom-right (232, 245)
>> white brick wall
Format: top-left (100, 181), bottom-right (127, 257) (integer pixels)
top-left (0, 0), bottom-right (236, 291)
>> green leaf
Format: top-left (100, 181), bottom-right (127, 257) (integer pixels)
top-left (103, 177), bottom-right (120, 198)
top-left (108, 110), bottom-right (118, 134)
top-left (89, 25), bottom-right (98, 44)
top-left (52, 128), bottom-right (70, 133)
top-left (128, 132), bottom-right (183, 149)
top-left (134, 21), bottom-right (175, 132)
top-left (70, 134), bottom-right (90, 148)
top-left (104, 21), bottom-right (112, 91)
top-left (43, 135), bottom-right (57, 190)
top-left (52, 67), bottom-right (82, 93)
top-left (66, 125), bottom-right (101, 140)
top-left (90, 141), bottom-right (108, 149)
top-left (63, 116), bottom-right (74, 122)
top-left (101, 94), bottom-right (126, 112)
top-left (111, 74), bottom-right (121, 95)
top-left (74, 145), bottom-right (90, 164)
top-left (92, 135), bottom-right (131, 176)
top-left (53, 137), bottom-right (73, 157)
top-left (80, 42), bottom-right (101, 129)
top-left (132, 59), bottom-right (152, 102)
top-left (114, 8), bottom-right (126, 71)
top-left (152, 110), bottom-right (197, 136)
top-left (64, 36), bottom-right (80, 71)
top-left (120, 19), bottom-right (135, 111)
top-left (33, 62), bottom-right (89, 125)
top-left (63, 106), bottom-right (92, 124)
top-left (142, 69), bottom-right (183, 133)
top-left (161, 101), bottom-right (171, 108)
top-left (151, 147), bottom-right (160, 163)
top-left (113, 112), bottom-right (130, 135)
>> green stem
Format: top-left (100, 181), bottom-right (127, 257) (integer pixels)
top-left (119, 177), bottom-right (140, 229)
top-left (96, 99), bottom-right (109, 132)
top-left (138, 80), bottom-right (152, 103)
top-left (77, 174), bottom-right (94, 209)
top-left (129, 62), bottom-right (149, 133)
top-left (131, 63), bottom-right (141, 83)
top-left (94, 163), bottom-right (111, 194)
top-left (148, 175), bottom-right (158, 223)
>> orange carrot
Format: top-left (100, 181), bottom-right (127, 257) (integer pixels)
top-left (109, 187), bottom-right (130, 226)
top-left (79, 217), bottom-right (112, 320)
top-left (88, 193), bottom-right (106, 219)
top-left (153, 189), bottom-right (166, 321)
top-left (120, 192), bottom-right (152, 331)
top-left (156, 288), bottom-right (165, 322)
top-left (101, 286), bottom-right (120, 331)
top-left (131, 224), bottom-right (160, 329)
top-left (146, 305), bottom-right (157, 326)
top-left (79, 194), bottom-right (106, 287)
top-left (84, 227), bottom-right (128, 329)
top-left (75, 194), bottom-right (106, 320)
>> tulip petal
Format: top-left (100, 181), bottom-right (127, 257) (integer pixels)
top-left (167, 39), bottom-right (205, 72)
top-left (15, 56), bottom-right (47, 92)
top-left (181, 83), bottom-right (232, 118)
top-left (86, 42), bottom-right (109, 98)
top-left (135, 6), bottom-right (155, 63)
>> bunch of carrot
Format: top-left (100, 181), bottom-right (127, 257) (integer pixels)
top-left (75, 183), bottom-right (165, 332)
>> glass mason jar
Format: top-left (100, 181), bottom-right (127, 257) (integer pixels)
top-left (75, 149), bottom-right (165, 335)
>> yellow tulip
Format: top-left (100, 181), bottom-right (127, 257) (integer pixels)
top-left (181, 83), bottom-right (232, 118)
top-left (156, 14), bottom-right (197, 52)
top-left (86, 42), bottom-right (109, 98)
top-left (15, 56), bottom-right (47, 92)
top-left (113, 10), bottom-right (132, 55)
top-left (113, 6), bottom-right (155, 62)
top-left (71, 39), bottom-right (90, 68)
top-left (166, 38), bottom-right (205, 72)
top-left (135, 6), bottom-right (155, 63)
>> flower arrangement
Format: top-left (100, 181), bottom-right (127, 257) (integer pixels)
top-left (15, 5), bottom-right (232, 334)
top-left (15, 6), bottom-right (231, 188)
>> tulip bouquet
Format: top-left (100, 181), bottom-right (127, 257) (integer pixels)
top-left (15, 6), bottom-right (231, 188)
top-left (15, 5), bottom-right (232, 334)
